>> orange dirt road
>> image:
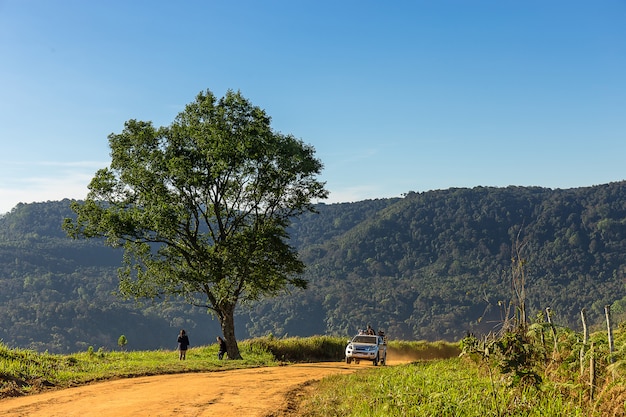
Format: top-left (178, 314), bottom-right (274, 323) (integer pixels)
top-left (0, 361), bottom-right (398, 417)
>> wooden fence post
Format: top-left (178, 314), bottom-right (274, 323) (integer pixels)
top-left (605, 305), bottom-right (614, 364)
top-left (545, 307), bottom-right (558, 356)
top-left (580, 308), bottom-right (588, 376)
top-left (581, 308), bottom-right (588, 344)
top-left (589, 342), bottom-right (595, 401)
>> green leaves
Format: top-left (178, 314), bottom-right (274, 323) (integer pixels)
top-left (64, 88), bottom-right (327, 358)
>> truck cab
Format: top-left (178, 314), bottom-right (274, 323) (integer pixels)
top-left (345, 334), bottom-right (387, 366)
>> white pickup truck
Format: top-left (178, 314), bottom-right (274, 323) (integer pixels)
top-left (345, 334), bottom-right (387, 366)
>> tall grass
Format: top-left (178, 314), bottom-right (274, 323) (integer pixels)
top-left (244, 336), bottom-right (462, 363)
top-left (298, 357), bottom-right (587, 417)
top-left (248, 335), bottom-right (347, 362)
top-left (387, 340), bottom-right (460, 360)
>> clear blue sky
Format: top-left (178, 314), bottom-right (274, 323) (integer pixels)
top-left (1, 1), bottom-right (625, 215)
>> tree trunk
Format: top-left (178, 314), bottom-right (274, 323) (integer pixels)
top-left (218, 304), bottom-right (243, 360)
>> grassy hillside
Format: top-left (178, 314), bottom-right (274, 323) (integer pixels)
top-left (1, 182), bottom-right (626, 352)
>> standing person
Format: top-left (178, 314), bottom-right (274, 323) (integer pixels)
top-left (177, 329), bottom-right (190, 360)
top-left (217, 336), bottom-right (227, 360)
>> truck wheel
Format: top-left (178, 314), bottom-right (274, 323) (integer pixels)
top-left (373, 354), bottom-right (379, 366)
top-left (346, 357), bottom-right (352, 364)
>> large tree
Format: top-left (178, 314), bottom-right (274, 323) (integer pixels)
top-left (64, 89), bottom-right (328, 359)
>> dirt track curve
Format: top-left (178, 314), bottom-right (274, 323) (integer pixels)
top-left (0, 360), bottom-right (397, 417)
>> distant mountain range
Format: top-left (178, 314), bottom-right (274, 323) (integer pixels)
top-left (1, 182), bottom-right (626, 353)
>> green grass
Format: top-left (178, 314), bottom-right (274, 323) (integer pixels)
top-left (1, 335), bottom-right (452, 398)
top-left (386, 340), bottom-right (460, 360)
top-left (3, 334), bottom-right (620, 416)
top-left (298, 357), bottom-right (587, 417)
top-left (247, 335), bottom-right (347, 362)
top-left (0, 340), bottom-right (275, 397)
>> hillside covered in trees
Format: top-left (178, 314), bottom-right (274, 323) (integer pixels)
top-left (1, 182), bottom-right (626, 353)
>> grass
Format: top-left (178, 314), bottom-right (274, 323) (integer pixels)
top-left (298, 357), bottom-right (587, 417)
top-left (247, 335), bottom-right (347, 362)
top-left (1, 335), bottom-right (451, 398)
top-left (3, 334), bottom-right (621, 415)
top-left (386, 340), bottom-right (460, 360)
top-left (0, 340), bottom-right (275, 397)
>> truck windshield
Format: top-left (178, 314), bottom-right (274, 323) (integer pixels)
top-left (353, 336), bottom-right (377, 344)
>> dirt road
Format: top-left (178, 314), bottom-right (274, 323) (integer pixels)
top-left (0, 361), bottom-right (378, 417)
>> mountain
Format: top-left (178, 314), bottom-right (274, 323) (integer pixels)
top-left (1, 182), bottom-right (626, 353)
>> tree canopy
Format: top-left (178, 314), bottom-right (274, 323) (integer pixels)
top-left (64, 89), bottom-right (328, 359)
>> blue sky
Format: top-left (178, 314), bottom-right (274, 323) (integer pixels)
top-left (1, 1), bottom-right (625, 215)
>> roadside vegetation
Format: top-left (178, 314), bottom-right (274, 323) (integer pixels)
top-left (0, 339), bottom-right (276, 398)
top-left (3, 327), bottom-right (626, 416)
top-left (0, 335), bottom-right (458, 399)
top-left (298, 321), bottom-right (626, 417)
top-left (299, 357), bottom-right (586, 417)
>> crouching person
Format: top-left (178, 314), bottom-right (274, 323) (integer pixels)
top-left (217, 336), bottom-right (227, 360)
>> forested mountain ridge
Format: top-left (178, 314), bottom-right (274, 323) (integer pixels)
top-left (244, 183), bottom-right (626, 340)
top-left (1, 182), bottom-right (626, 353)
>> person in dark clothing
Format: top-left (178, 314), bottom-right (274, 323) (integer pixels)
top-left (177, 329), bottom-right (190, 360)
top-left (217, 336), bottom-right (227, 360)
